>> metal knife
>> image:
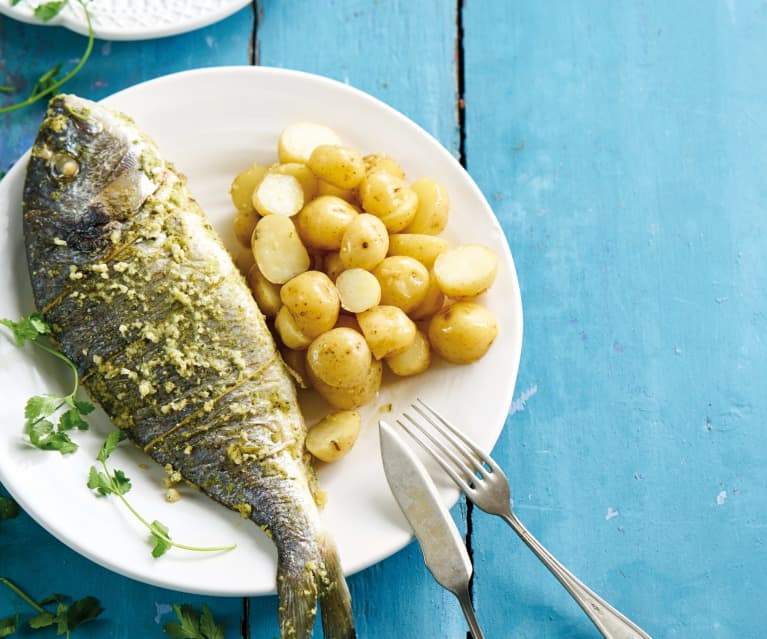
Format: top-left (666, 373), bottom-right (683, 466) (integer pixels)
top-left (379, 419), bottom-right (485, 639)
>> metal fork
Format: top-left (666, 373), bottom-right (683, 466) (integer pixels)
top-left (398, 398), bottom-right (654, 639)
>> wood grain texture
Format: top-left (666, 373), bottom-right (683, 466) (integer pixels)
top-left (463, 1), bottom-right (767, 637)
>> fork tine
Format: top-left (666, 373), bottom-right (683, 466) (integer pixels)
top-left (396, 417), bottom-right (476, 495)
top-left (411, 397), bottom-right (501, 472)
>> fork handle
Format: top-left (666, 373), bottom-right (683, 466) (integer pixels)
top-left (501, 511), bottom-right (653, 639)
top-left (454, 584), bottom-right (485, 639)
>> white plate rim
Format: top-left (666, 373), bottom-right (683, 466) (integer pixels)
top-left (0, 65), bottom-right (523, 596)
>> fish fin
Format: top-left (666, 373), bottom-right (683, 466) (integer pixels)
top-left (319, 536), bottom-right (356, 639)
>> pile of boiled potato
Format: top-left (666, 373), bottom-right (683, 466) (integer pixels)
top-left (230, 122), bottom-right (499, 464)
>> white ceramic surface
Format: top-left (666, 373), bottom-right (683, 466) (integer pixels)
top-left (0, 0), bottom-right (250, 40)
top-left (0, 66), bottom-right (523, 596)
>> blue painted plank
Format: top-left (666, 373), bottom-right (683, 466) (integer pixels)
top-left (0, 9), bottom-right (253, 639)
top-left (463, 1), bottom-right (767, 638)
top-left (255, 1), bottom-right (464, 637)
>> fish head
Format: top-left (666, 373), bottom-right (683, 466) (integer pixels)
top-left (22, 94), bottom-right (163, 308)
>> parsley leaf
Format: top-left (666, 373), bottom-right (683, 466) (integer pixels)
top-left (163, 603), bottom-right (225, 639)
top-left (0, 496), bottom-right (19, 520)
top-left (150, 520), bottom-right (172, 558)
top-left (0, 614), bottom-right (18, 638)
top-left (0, 314), bottom-right (50, 347)
top-left (86, 466), bottom-right (131, 497)
top-left (33, 1), bottom-right (68, 22)
top-left (65, 596), bottom-right (104, 631)
top-left (2, 314), bottom-right (94, 455)
top-left (96, 430), bottom-right (127, 462)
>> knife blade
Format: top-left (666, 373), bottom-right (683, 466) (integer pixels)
top-left (378, 418), bottom-right (472, 595)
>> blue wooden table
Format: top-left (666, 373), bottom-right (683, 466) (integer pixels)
top-left (2, 2), bottom-right (766, 638)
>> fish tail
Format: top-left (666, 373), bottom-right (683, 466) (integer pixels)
top-left (275, 533), bottom-right (355, 639)
top-left (319, 535), bottom-right (356, 639)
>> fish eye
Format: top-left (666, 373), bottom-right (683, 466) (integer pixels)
top-left (50, 152), bottom-right (80, 180)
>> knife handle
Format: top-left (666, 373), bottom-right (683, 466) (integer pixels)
top-left (454, 584), bottom-right (485, 639)
top-left (501, 511), bottom-right (653, 639)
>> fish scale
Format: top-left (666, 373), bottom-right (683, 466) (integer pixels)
top-left (22, 94), bottom-right (355, 639)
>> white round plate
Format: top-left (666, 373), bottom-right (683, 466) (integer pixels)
top-left (0, 66), bottom-right (523, 596)
top-left (0, 0), bottom-right (250, 41)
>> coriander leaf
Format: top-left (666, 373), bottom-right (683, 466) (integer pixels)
top-left (163, 603), bottom-right (201, 639)
top-left (28, 419), bottom-right (53, 443)
top-left (0, 496), bottom-right (19, 520)
top-left (73, 400), bottom-right (95, 415)
top-left (10, 0), bottom-right (23, 6)
top-left (65, 596), bottom-right (103, 631)
top-left (96, 430), bottom-right (127, 462)
top-left (199, 604), bottom-right (225, 639)
top-left (58, 407), bottom-right (89, 432)
top-left (28, 611), bottom-right (56, 629)
top-left (87, 467), bottom-right (113, 497)
top-left (55, 601), bottom-right (68, 635)
top-left (33, 1), bottom-right (68, 22)
top-left (0, 314), bottom-right (50, 346)
top-left (37, 594), bottom-right (66, 606)
top-left (0, 613), bottom-right (17, 637)
top-left (150, 520), bottom-right (172, 558)
top-left (111, 469), bottom-right (131, 496)
top-left (25, 395), bottom-right (61, 422)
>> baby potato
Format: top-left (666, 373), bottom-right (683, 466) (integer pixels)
top-left (280, 347), bottom-right (310, 389)
top-left (230, 163), bottom-right (268, 212)
top-left (385, 329), bottom-right (431, 377)
top-left (357, 305), bottom-right (417, 359)
top-left (409, 270), bottom-right (445, 320)
top-left (247, 265), bottom-right (282, 318)
top-left (372, 256), bottom-right (430, 314)
top-left (308, 144), bottom-right (365, 190)
top-left (233, 208), bottom-right (261, 248)
top-left (295, 195), bottom-right (358, 251)
top-left (278, 121), bottom-right (342, 164)
top-left (308, 359), bottom-right (383, 410)
top-left (234, 247), bottom-right (256, 276)
top-left (323, 251), bottom-right (345, 282)
top-left (363, 152), bottom-right (405, 179)
top-left (270, 163), bottom-right (319, 202)
top-left (335, 268), bottom-right (381, 313)
top-left (316, 179), bottom-right (359, 205)
top-left (433, 244), bottom-right (498, 298)
top-left (404, 178), bottom-right (449, 235)
top-left (306, 327), bottom-right (372, 388)
top-left (428, 302), bottom-right (498, 364)
top-left (387, 233), bottom-right (449, 269)
top-left (339, 213), bottom-right (389, 271)
top-left (252, 172), bottom-right (305, 218)
top-left (275, 305), bottom-right (312, 350)
top-left (306, 410), bottom-right (362, 463)
top-left (252, 215), bottom-right (310, 284)
top-left (280, 271), bottom-right (340, 339)
top-left (359, 171), bottom-right (419, 232)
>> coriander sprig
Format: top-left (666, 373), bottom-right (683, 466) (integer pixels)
top-left (0, 0), bottom-right (94, 114)
top-left (1, 314), bottom-right (95, 454)
top-left (88, 432), bottom-right (237, 558)
top-left (163, 603), bottom-right (226, 639)
top-left (0, 577), bottom-right (102, 638)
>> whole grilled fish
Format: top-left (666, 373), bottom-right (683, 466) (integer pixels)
top-left (22, 94), bottom-right (355, 639)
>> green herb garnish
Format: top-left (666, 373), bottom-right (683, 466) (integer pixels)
top-left (1, 314), bottom-right (95, 454)
top-left (0, 578), bottom-right (102, 638)
top-left (0, 496), bottom-right (19, 521)
top-left (88, 432), bottom-right (236, 558)
top-left (0, 0), bottom-right (94, 114)
top-left (163, 603), bottom-right (225, 639)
